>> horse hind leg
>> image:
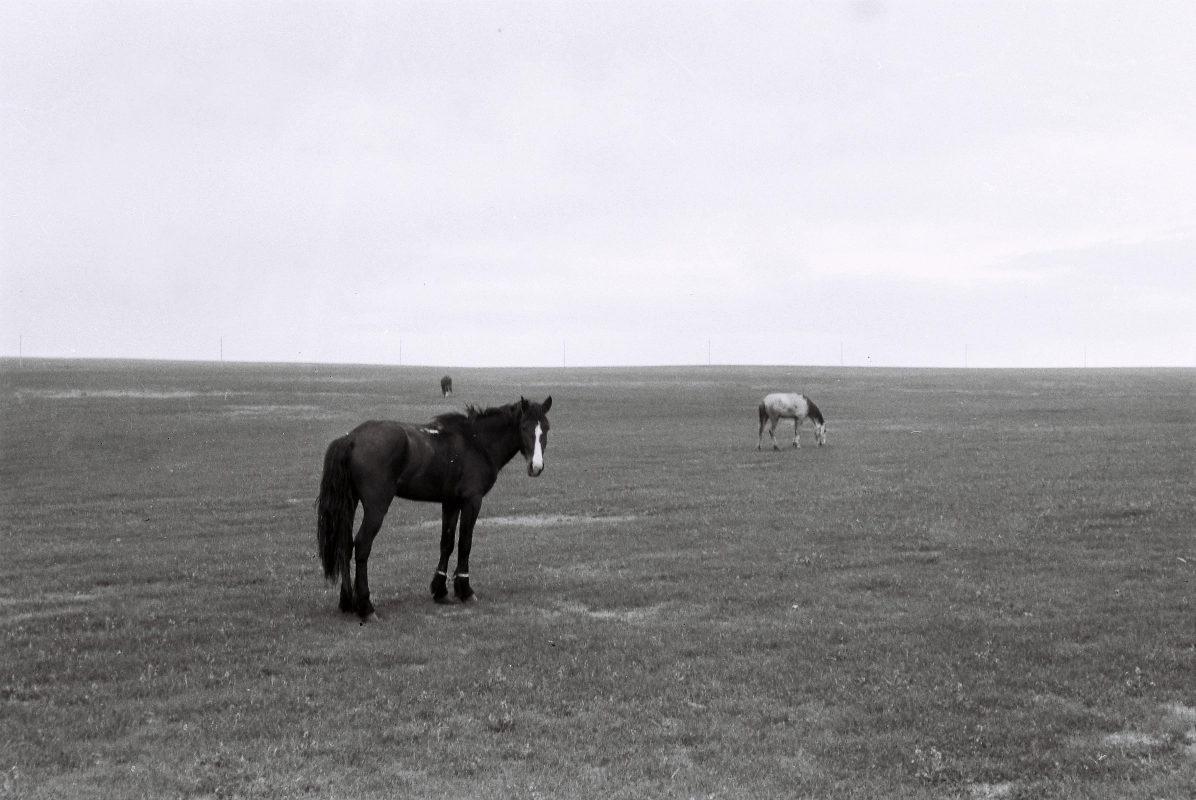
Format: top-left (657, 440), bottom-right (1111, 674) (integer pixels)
top-left (339, 560), bottom-right (355, 613)
top-left (351, 503), bottom-right (389, 620)
top-left (337, 508), bottom-right (357, 613)
top-left (793, 416), bottom-right (802, 448)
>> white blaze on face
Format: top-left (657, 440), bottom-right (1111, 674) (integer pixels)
top-left (530, 423), bottom-right (544, 474)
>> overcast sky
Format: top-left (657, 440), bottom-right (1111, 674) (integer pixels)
top-left (2, 1), bottom-right (1194, 368)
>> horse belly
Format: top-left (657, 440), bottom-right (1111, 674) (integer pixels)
top-left (394, 482), bottom-right (445, 504)
top-left (393, 444), bottom-right (464, 503)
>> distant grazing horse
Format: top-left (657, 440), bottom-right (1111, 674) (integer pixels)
top-left (440, 376), bottom-right (453, 397)
top-left (316, 396), bottom-right (552, 620)
top-left (758, 393), bottom-right (826, 449)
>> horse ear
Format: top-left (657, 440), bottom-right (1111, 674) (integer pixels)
top-left (520, 396), bottom-right (530, 412)
top-left (542, 396), bottom-right (552, 412)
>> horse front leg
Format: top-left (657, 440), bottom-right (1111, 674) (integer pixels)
top-left (431, 504), bottom-right (460, 602)
top-left (769, 418), bottom-right (781, 450)
top-left (453, 498), bottom-right (482, 602)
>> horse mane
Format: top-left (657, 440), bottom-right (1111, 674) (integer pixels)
top-left (431, 403), bottom-right (518, 435)
top-left (805, 398), bottom-right (825, 425)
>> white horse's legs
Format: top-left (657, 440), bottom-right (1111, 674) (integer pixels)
top-left (760, 408), bottom-right (818, 451)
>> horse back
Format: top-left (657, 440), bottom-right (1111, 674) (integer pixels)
top-left (763, 392), bottom-right (808, 418)
top-left (345, 419), bottom-right (489, 504)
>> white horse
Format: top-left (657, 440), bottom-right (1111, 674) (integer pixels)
top-left (758, 393), bottom-right (826, 449)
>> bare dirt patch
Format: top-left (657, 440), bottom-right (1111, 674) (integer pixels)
top-left (1102, 731), bottom-right (1166, 749)
top-left (411, 514), bottom-right (636, 529)
top-left (1164, 703), bottom-right (1196, 724)
top-left (0, 591), bottom-right (106, 626)
top-left (546, 600), bottom-right (665, 623)
top-left (223, 404), bottom-right (329, 416)
top-left (18, 389), bottom-right (208, 399)
top-left (1163, 703), bottom-right (1196, 760)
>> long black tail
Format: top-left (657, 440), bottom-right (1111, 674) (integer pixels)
top-left (758, 402), bottom-right (768, 430)
top-left (316, 436), bottom-right (356, 581)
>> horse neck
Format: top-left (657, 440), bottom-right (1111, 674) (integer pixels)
top-left (471, 413), bottom-right (522, 469)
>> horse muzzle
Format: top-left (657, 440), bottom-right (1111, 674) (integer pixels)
top-left (527, 461), bottom-right (544, 477)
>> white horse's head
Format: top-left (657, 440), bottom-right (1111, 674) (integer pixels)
top-left (813, 421), bottom-right (827, 446)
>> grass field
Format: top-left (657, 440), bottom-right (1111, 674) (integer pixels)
top-left (2, 359), bottom-right (1194, 799)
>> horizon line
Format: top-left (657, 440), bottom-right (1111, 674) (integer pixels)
top-left (1, 356), bottom-right (1193, 372)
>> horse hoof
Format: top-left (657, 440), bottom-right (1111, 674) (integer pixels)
top-left (459, 592), bottom-right (477, 603)
top-left (433, 595), bottom-right (454, 605)
top-left (360, 612), bottom-right (380, 624)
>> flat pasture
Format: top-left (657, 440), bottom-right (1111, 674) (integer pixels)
top-left (2, 360), bottom-right (1194, 799)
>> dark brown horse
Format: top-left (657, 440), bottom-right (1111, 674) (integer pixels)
top-left (440, 375), bottom-right (452, 397)
top-left (316, 396), bottom-right (552, 619)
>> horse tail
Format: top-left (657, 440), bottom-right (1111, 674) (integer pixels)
top-left (316, 436), bottom-right (357, 581)
top-left (805, 397), bottom-right (825, 426)
top-left (758, 401), bottom-right (768, 428)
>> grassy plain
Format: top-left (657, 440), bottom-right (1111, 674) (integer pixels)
top-left (1, 359), bottom-right (1194, 799)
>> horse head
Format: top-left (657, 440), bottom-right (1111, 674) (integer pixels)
top-left (814, 421), bottom-right (827, 446)
top-left (518, 396), bottom-right (552, 476)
